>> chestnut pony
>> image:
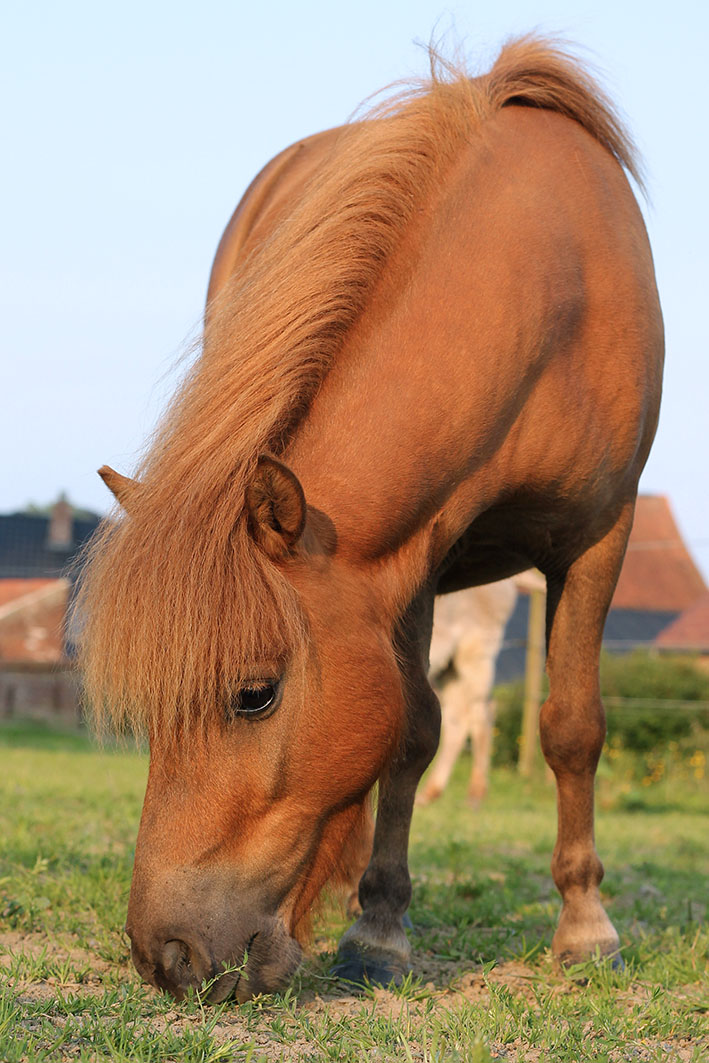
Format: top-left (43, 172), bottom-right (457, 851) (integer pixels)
top-left (79, 38), bottom-right (663, 1001)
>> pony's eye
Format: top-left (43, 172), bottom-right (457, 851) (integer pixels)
top-left (228, 680), bottom-right (280, 720)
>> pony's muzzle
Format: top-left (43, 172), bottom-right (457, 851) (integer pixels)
top-left (126, 915), bottom-right (303, 1002)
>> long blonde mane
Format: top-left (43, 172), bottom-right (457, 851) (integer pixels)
top-left (78, 38), bottom-right (640, 735)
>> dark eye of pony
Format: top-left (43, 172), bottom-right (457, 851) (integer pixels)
top-left (228, 680), bottom-right (281, 720)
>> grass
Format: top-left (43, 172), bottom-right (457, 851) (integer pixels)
top-left (0, 717), bottom-right (707, 1061)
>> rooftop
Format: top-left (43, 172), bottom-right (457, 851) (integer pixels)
top-left (612, 495), bottom-right (706, 612)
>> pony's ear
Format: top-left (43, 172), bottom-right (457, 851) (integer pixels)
top-left (98, 465), bottom-right (140, 510)
top-left (246, 455), bottom-right (306, 559)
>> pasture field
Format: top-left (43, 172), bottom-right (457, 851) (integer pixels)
top-left (0, 718), bottom-right (707, 1062)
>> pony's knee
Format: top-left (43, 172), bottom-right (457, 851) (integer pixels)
top-left (403, 681), bottom-right (441, 769)
top-left (539, 695), bottom-right (605, 775)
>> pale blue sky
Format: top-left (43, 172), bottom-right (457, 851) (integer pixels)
top-left (3, 1), bottom-right (708, 575)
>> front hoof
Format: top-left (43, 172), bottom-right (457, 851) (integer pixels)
top-left (552, 899), bottom-right (621, 974)
top-left (331, 945), bottom-right (410, 990)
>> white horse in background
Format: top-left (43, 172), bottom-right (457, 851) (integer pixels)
top-left (419, 571), bottom-right (545, 806)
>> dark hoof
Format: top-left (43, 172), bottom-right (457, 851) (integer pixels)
top-left (331, 946), bottom-right (409, 990)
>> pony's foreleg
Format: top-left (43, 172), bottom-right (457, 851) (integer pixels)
top-left (541, 505), bottom-right (633, 967)
top-left (416, 675), bottom-right (468, 804)
top-left (332, 591), bottom-right (440, 987)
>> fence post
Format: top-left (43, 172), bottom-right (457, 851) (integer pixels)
top-left (519, 581), bottom-right (546, 777)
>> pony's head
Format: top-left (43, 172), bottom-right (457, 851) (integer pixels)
top-left (87, 457), bottom-right (404, 1001)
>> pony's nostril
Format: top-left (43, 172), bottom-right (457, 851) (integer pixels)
top-left (163, 939), bottom-right (191, 977)
top-left (155, 939), bottom-right (206, 997)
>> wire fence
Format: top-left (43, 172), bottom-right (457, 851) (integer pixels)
top-left (494, 632), bottom-right (709, 719)
top-left (603, 697), bottom-right (709, 712)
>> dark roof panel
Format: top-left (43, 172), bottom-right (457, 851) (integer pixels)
top-left (0, 513), bottom-right (100, 579)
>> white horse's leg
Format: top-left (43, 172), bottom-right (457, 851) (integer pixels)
top-left (468, 697), bottom-right (495, 806)
top-left (454, 634), bottom-right (498, 806)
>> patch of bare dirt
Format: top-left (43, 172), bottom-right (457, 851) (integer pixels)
top-left (0, 929), bottom-right (117, 999)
